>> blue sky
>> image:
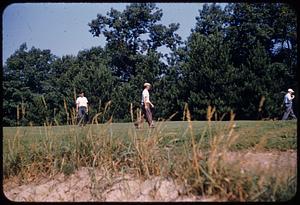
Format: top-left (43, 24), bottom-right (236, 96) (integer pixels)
top-left (2, 3), bottom-right (224, 65)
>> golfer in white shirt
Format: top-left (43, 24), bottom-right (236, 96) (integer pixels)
top-left (76, 91), bottom-right (89, 125)
top-left (141, 83), bottom-right (155, 128)
top-left (282, 88), bottom-right (297, 120)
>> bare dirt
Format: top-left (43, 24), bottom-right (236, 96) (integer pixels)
top-left (3, 150), bottom-right (297, 202)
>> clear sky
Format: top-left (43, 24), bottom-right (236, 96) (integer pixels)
top-left (2, 3), bottom-right (224, 65)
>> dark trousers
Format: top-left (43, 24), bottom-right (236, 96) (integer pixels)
top-left (78, 106), bottom-right (88, 125)
top-left (282, 104), bottom-right (297, 120)
top-left (142, 103), bottom-right (153, 126)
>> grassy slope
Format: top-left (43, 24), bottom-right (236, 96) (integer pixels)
top-left (2, 120), bottom-right (297, 201)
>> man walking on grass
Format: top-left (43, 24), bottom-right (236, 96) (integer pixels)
top-left (141, 83), bottom-right (155, 128)
top-left (76, 91), bottom-right (89, 126)
top-left (282, 88), bottom-right (297, 120)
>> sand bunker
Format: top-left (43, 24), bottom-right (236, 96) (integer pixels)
top-left (3, 150), bottom-right (296, 202)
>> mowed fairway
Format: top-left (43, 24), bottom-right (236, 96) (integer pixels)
top-left (3, 120), bottom-right (297, 151)
top-left (2, 120), bottom-right (297, 202)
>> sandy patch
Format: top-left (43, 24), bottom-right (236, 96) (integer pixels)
top-left (3, 150), bottom-right (296, 202)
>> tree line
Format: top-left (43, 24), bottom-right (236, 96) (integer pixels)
top-left (3, 3), bottom-right (297, 126)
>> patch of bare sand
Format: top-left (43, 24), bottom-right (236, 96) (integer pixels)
top-left (3, 150), bottom-right (296, 202)
top-left (222, 150), bottom-right (297, 174)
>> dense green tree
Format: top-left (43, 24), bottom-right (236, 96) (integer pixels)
top-left (3, 43), bottom-right (57, 126)
top-left (182, 31), bottom-right (238, 120)
top-left (47, 47), bottom-right (116, 124)
top-left (181, 3), bottom-right (297, 120)
top-left (3, 3), bottom-right (297, 126)
top-left (88, 3), bottom-right (181, 82)
top-left (223, 3), bottom-right (297, 118)
top-left (194, 3), bottom-right (228, 36)
top-left (88, 3), bottom-right (182, 121)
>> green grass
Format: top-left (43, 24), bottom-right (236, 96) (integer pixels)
top-left (3, 121), bottom-right (297, 150)
top-left (2, 119), bottom-right (297, 201)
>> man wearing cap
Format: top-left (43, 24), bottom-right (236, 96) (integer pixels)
top-left (141, 83), bottom-right (155, 128)
top-left (282, 88), bottom-right (297, 120)
top-left (76, 91), bottom-right (89, 126)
